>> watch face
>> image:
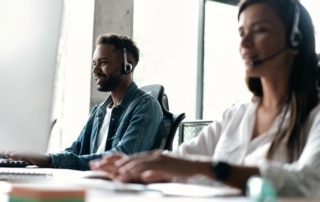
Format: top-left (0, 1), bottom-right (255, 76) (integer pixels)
top-left (212, 161), bottom-right (232, 181)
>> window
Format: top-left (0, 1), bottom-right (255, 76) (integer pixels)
top-left (203, 1), bottom-right (250, 120)
top-left (301, 1), bottom-right (320, 53)
top-left (133, 0), bottom-right (200, 120)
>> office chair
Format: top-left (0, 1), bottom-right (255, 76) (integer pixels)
top-left (140, 84), bottom-right (186, 151)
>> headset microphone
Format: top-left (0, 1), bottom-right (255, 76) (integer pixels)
top-left (106, 46), bottom-right (133, 81)
top-left (251, 47), bottom-right (288, 66)
top-left (105, 46), bottom-right (133, 82)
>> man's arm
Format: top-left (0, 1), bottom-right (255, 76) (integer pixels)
top-left (50, 96), bottom-right (164, 170)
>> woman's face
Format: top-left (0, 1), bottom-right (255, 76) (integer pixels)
top-left (238, 3), bottom-right (294, 78)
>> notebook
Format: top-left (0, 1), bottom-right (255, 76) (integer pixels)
top-left (0, 0), bottom-right (63, 153)
top-left (0, 169), bottom-right (242, 197)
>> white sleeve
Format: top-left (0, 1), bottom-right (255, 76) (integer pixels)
top-left (170, 122), bottom-right (221, 161)
top-left (171, 104), bottom-right (243, 160)
top-left (258, 105), bottom-right (320, 197)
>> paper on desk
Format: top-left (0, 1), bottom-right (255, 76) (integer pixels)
top-left (78, 179), bottom-right (241, 197)
top-left (79, 170), bottom-right (242, 197)
top-left (77, 180), bottom-right (241, 197)
top-left (75, 178), bottom-right (146, 192)
top-left (0, 181), bottom-right (11, 193)
top-left (146, 183), bottom-right (241, 197)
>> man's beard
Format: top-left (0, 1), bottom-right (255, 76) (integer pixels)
top-left (97, 74), bottom-right (122, 92)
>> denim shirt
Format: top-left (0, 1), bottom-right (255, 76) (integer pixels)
top-left (50, 82), bottom-right (165, 170)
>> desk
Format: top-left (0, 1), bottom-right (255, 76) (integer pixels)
top-left (0, 168), bottom-right (317, 202)
top-left (0, 190), bottom-right (249, 202)
top-left (1, 189), bottom-right (317, 202)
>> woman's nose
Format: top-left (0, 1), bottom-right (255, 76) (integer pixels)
top-left (240, 33), bottom-right (253, 48)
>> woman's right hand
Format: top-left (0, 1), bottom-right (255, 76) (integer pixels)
top-left (89, 153), bottom-right (126, 179)
top-left (112, 150), bottom-right (199, 183)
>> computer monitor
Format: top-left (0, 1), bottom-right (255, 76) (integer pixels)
top-left (0, 0), bottom-right (63, 152)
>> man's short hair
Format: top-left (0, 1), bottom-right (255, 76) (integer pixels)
top-left (96, 33), bottom-right (139, 65)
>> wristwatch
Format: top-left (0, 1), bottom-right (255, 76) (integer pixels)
top-left (211, 161), bottom-right (232, 182)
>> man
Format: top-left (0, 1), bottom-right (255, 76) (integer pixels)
top-left (3, 33), bottom-right (165, 170)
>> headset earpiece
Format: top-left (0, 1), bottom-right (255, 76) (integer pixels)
top-left (124, 63), bottom-right (133, 74)
top-left (123, 48), bottom-right (133, 74)
top-left (290, 4), bottom-right (302, 48)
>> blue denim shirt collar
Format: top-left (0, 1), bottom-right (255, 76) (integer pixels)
top-left (98, 82), bottom-right (138, 111)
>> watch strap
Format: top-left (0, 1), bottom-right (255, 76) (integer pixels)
top-left (211, 161), bottom-right (232, 182)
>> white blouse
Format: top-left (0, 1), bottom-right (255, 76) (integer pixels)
top-left (171, 99), bottom-right (320, 197)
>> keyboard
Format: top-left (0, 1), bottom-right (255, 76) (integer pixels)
top-left (0, 167), bottom-right (53, 181)
top-left (0, 158), bottom-right (30, 168)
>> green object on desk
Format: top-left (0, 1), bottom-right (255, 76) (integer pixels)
top-left (9, 196), bottom-right (84, 202)
top-left (246, 176), bottom-right (277, 202)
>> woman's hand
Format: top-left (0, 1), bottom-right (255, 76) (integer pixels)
top-left (113, 150), bottom-right (200, 183)
top-left (89, 153), bottom-right (126, 179)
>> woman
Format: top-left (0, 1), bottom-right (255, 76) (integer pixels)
top-left (90, 0), bottom-right (320, 197)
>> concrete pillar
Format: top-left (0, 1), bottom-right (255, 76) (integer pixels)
top-left (90, 0), bottom-right (134, 108)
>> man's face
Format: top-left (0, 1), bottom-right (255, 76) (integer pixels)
top-left (92, 44), bottom-right (124, 92)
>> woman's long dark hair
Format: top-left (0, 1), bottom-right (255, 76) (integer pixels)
top-left (238, 0), bottom-right (319, 162)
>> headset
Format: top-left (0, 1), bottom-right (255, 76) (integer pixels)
top-left (251, 1), bottom-right (303, 66)
top-left (121, 38), bottom-right (133, 74)
top-left (289, 2), bottom-right (302, 48)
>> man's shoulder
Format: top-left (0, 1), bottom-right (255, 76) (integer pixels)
top-left (127, 83), bottom-right (160, 104)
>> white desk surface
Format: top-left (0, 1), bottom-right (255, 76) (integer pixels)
top-left (1, 189), bottom-right (317, 202)
top-left (0, 168), bottom-right (317, 202)
top-left (0, 190), bottom-right (317, 202)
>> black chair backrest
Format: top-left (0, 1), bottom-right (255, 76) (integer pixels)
top-left (139, 84), bottom-right (168, 112)
top-left (164, 112), bottom-right (186, 150)
top-left (140, 84), bottom-right (185, 150)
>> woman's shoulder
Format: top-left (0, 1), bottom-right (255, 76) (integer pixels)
top-left (221, 97), bottom-right (257, 120)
